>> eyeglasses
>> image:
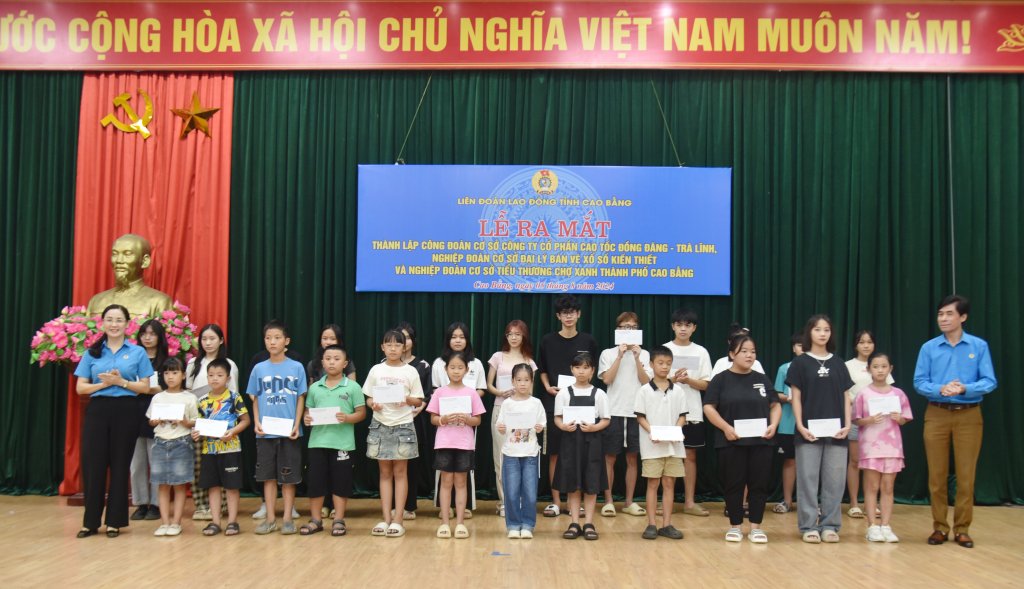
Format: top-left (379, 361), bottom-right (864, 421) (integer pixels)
top-left (557, 310), bottom-right (579, 317)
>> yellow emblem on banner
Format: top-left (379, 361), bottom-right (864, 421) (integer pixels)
top-left (532, 169), bottom-right (558, 195)
top-left (997, 24), bottom-right (1024, 52)
top-left (100, 90), bottom-right (154, 139)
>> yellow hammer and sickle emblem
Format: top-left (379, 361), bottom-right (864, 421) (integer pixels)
top-left (100, 90), bottom-right (154, 139)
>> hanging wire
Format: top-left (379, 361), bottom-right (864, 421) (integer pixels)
top-left (946, 75), bottom-right (957, 294)
top-left (395, 74), bottom-right (434, 164)
top-left (650, 79), bottom-right (685, 167)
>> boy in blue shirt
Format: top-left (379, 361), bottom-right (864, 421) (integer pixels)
top-left (248, 320), bottom-right (308, 535)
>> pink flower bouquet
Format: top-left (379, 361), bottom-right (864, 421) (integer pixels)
top-left (30, 301), bottom-right (198, 367)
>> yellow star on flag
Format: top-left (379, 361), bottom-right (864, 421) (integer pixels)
top-left (170, 92), bottom-right (220, 139)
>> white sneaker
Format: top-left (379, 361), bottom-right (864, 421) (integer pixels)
top-left (291, 507), bottom-right (300, 519)
top-left (520, 529), bottom-right (533, 539)
top-left (165, 524), bottom-right (182, 536)
top-left (251, 504), bottom-right (267, 519)
top-left (497, 504), bottom-right (505, 517)
top-left (866, 525), bottom-right (885, 542)
top-left (881, 525), bottom-right (899, 543)
top-left (192, 508), bottom-right (212, 521)
top-left (153, 525), bottom-right (169, 537)
top-left (507, 529), bottom-right (521, 539)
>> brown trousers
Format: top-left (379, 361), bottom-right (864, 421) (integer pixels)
top-left (923, 404), bottom-right (983, 534)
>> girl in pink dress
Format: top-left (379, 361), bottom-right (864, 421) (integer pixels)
top-left (853, 352), bottom-right (913, 543)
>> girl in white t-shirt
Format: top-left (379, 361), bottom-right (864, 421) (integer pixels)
top-left (486, 319), bottom-right (537, 517)
top-left (496, 364), bottom-right (546, 539)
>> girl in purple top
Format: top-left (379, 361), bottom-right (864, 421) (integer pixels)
top-left (853, 352), bottom-right (913, 543)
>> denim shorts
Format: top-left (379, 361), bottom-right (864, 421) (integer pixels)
top-left (150, 436), bottom-right (195, 485)
top-left (366, 419), bottom-right (418, 461)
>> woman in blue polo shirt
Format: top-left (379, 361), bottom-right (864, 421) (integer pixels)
top-left (74, 304), bottom-right (156, 538)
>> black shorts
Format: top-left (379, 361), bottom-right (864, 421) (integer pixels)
top-left (198, 453), bottom-right (243, 490)
top-left (433, 449), bottom-right (474, 473)
top-left (254, 437), bottom-right (303, 484)
top-left (682, 422), bottom-right (707, 449)
top-left (306, 447), bottom-right (355, 498)
top-left (601, 417), bottom-right (641, 455)
top-left (776, 434), bottom-right (795, 459)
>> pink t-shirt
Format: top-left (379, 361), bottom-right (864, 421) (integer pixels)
top-left (853, 385), bottom-right (913, 460)
top-left (427, 385), bottom-right (487, 450)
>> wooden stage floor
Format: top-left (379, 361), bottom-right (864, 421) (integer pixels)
top-left (3, 496), bottom-right (1021, 588)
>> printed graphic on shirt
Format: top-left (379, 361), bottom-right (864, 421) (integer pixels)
top-left (197, 391), bottom-right (248, 454)
top-left (255, 374), bottom-right (304, 405)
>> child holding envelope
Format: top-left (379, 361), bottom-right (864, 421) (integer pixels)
top-left (146, 357), bottom-right (199, 537)
top-left (553, 352), bottom-right (610, 540)
top-left (193, 358), bottom-right (250, 536)
top-left (703, 335), bottom-right (780, 544)
top-left (853, 352), bottom-right (912, 543)
top-left (300, 345), bottom-right (366, 537)
top-left (427, 351), bottom-right (486, 539)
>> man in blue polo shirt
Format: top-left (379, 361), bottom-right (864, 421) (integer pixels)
top-left (913, 294), bottom-right (997, 549)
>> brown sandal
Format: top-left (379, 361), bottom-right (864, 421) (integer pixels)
top-left (299, 520), bottom-right (324, 535)
top-left (202, 523), bottom-right (221, 536)
top-left (563, 523), bottom-right (582, 539)
top-left (331, 519), bottom-right (347, 537)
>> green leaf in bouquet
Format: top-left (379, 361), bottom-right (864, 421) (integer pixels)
top-left (87, 321), bottom-right (96, 328)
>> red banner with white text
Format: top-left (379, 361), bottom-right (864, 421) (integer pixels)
top-left (1, 1), bottom-right (1023, 72)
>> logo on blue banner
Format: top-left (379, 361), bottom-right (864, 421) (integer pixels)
top-left (357, 165), bottom-right (731, 295)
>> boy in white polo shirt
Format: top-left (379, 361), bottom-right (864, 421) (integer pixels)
top-left (635, 346), bottom-right (689, 540)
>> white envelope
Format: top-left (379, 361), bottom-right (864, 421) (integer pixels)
top-left (561, 406), bottom-right (596, 425)
top-left (195, 418), bottom-right (228, 438)
top-left (614, 329), bottom-right (643, 345)
top-left (556, 374), bottom-right (576, 390)
top-left (496, 375), bottom-right (513, 392)
top-left (504, 410), bottom-right (537, 430)
top-left (308, 406), bottom-right (341, 426)
top-left (868, 396), bottom-right (902, 416)
top-left (261, 415), bottom-right (295, 437)
top-left (649, 425), bottom-right (685, 442)
top-left (439, 395), bottom-right (473, 416)
top-left (372, 384), bottom-right (407, 404)
top-left (808, 418), bottom-right (842, 438)
top-left (150, 402), bottom-right (185, 421)
top-left (672, 355), bottom-right (700, 371)
top-left (734, 418), bottom-right (768, 438)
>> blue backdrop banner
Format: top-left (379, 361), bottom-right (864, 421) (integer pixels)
top-left (357, 165), bottom-right (732, 295)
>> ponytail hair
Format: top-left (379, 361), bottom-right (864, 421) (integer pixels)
top-left (89, 304), bottom-right (131, 358)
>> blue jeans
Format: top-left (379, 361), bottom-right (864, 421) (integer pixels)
top-left (502, 454), bottom-right (539, 531)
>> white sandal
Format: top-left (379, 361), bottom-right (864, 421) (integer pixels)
top-left (386, 522), bottom-right (406, 537)
top-left (725, 527), bottom-right (743, 542)
top-left (749, 528), bottom-right (768, 543)
top-left (371, 521), bottom-right (388, 536)
top-left (543, 504), bottom-right (560, 517)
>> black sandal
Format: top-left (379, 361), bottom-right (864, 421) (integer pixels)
top-left (105, 527), bottom-right (120, 538)
top-left (77, 528), bottom-right (97, 539)
top-left (202, 523), bottom-right (222, 536)
top-left (224, 522), bottom-right (240, 536)
top-left (563, 523), bottom-right (582, 539)
top-left (331, 519), bottom-right (347, 537)
top-left (299, 520), bottom-right (324, 536)
top-left (583, 523), bottom-right (599, 541)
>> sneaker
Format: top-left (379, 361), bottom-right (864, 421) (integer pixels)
top-left (153, 524), bottom-right (169, 537)
top-left (881, 525), bottom-right (899, 543)
top-left (192, 508), bottom-right (212, 521)
top-left (280, 521), bottom-right (297, 535)
top-left (251, 504), bottom-right (267, 520)
top-left (621, 503), bottom-right (647, 516)
top-left (254, 520), bottom-right (278, 535)
top-left (497, 504), bottom-right (505, 518)
top-left (145, 506), bottom-right (161, 521)
top-left (642, 524), bottom-right (658, 540)
top-left (507, 529), bottom-right (521, 539)
top-left (866, 525), bottom-right (885, 542)
top-left (131, 505), bottom-right (148, 520)
top-left (520, 529), bottom-right (534, 539)
top-left (165, 524), bottom-right (182, 537)
top-left (291, 507), bottom-right (300, 519)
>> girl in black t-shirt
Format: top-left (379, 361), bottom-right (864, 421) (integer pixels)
top-left (704, 334), bottom-right (780, 543)
top-left (787, 314), bottom-right (854, 543)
